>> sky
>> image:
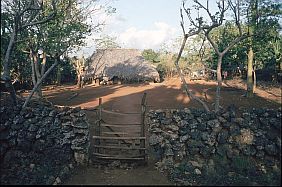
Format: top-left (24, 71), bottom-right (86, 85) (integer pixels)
top-left (76, 0), bottom-right (220, 57)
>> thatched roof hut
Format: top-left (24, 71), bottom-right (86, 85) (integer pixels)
top-left (86, 49), bottom-right (160, 83)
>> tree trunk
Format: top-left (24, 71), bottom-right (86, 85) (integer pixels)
top-left (77, 74), bottom-right (82, 88)
top-left (41, 52), bottom-right (47, 76)
top-left (30, 49), bottom-right (37, 86)
top-left (33, 54), bottom-right (42, 97)
top-left (2, 28), bottom-right (17, 105)
top-left (215, 55), bottom-right (223, 112)
top-left (253, 65), bottom-right (256, 93)
top-left (246, 46), bottom-right (254, 97)
top-left (23, 58), bottom-right (59, 108)
top-left (56, 64), bottom-right (62, 85)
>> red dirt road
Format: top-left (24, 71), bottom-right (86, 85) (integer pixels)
top-left (43, 78), bottom-right (281, 113)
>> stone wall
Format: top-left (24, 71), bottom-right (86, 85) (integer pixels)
top-left (147, 107), bottom-right (281, 185)
top-left (0, 99), bottom-right (90, 185)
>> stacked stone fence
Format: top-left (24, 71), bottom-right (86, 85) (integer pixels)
top-left (147, 107), bottom-right (281, 185)
top-left (0, 99), bottom-right (90, 185)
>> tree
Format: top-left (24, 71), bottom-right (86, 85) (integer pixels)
top-left (2, 0), bottom-right (115, 107)
top-left (182, 0), bottom-right (249, 112)
top-left (142, 49), bottom-right (160, 63)
top-left (245, 0), bottom-right (282, 97)
top-left (71, 56), bottom-right (86, 88)
top-left (1, 0), bottom-right (57, 105)
top-left (172, 2), bottom-right (209, 112)
top-left (24, 0), bottom-right (92, 96)
top-left (95, 35), bottom-right (121, 49)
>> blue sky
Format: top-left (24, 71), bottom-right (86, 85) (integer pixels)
top-left (78, 0), bottom-right (219, 56)
top-left (111, 0), bottom-right (183, 30)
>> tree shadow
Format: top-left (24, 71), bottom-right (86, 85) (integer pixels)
top-left (44, 78), bottom-right (281, 116)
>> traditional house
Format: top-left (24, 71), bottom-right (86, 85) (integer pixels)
top-left (84, 49), bottom-right (160, 84)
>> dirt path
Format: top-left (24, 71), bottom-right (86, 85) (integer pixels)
top-left (65, 159), bottom-right (173, 185)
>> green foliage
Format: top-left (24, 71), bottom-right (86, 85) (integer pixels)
top-left (95, 35), bottom-right (121, 49)
top-left (142, 49), bottom-right (160, 63)
top-left (1, 0), bottom-right (113, 88)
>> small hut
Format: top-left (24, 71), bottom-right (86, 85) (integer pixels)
top-left (85, 49), bottom-right (160, 84)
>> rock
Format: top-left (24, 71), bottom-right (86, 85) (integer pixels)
top-left (168, 133), bottom-right (178, 140)
top-left (200, 146), bottom-right (215, 158)
top-left (265, 144), bottom-right (277, 156)
top-left (73, 122), bottom-right (88, 129)
top-left (242, 112), bottom-right (251, 121)
top-left (160, 118), bottom-right (172, 125)
top-left (218, 116), bottom-right (227, 123)
top-left (201, 132), bottom-right (209, 141)
top-left (217, 130), bottom-right (229, 144)
top-left (235, 128), bottom-right (254, 145)
top-left (190, 129), bottom-right (201, 141)
top-left (276, 137), bottom-right (281, 150)
top-left (189, 161), bottom-right (202, 168)
top-left (222, 112), bottom-right (230, 120)
top-left (234, 118), bottom-right (244, 126)
top-left (30, 163), bottom-right (35, 170)
top-left (217, 145), bottom-right (228, 157)
top-left (164, 148), bottom-right (174, 156)
top-left (241, 145), bottom-right (255, 156)
top-left (256, 150), bottom-right (265, 159)
top-left (69, 164), bottom-right (74, 169)
top-left (197, 123), bottom-right (207, 131)
top-left (61, 121), bottom-right (73, 127)
top-left (179, 126), bottom-right (190, 136)
top-left (12, 115), bottom-right (24, 125)
top-left (63, 132), bottom-right (75, 139)
top-left (266, 129), bottom-right (277, 140)
top-left (53, 177), bottom-right (61, 185)
top-left (74, 152), bottom-right (88, 165)
top-left (0, 121), bottom-right (11, 131)
top-left (184, 108), bottom-right (191, 114)
top-left (36, 128), bottom-right (49, 139)
top-left (194, 168), bottom-right (202, 175)
top-left (259, 117), bottom-right (269, 126)
top-left (149, 134), bottom-right (163, 145)
top-left (150, 127), bottom-right (163, 133)
top-left (0, 130), bottom-right (9, 140)
top-left (229, 124), bottom-right (240, 136)
top-left (180, 135), bottom-right (189, 142)
top-left (207, 119), bottom-right (220, 129)
top-left (28, 124), bottom-right (38, 132)
top-left (167, 124), bottom-right (179, 131)
top-left (49, 110), bottom-right (57, 117)
top-left (42, 117), bottom-right (54, 126)
top-left (59, 166), bottom-right (70, 179)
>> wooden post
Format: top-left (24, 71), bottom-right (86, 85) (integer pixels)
top-left (140, 92), bottom-right (147, 163)
top-left (97, 97), bottom-right (102, 154)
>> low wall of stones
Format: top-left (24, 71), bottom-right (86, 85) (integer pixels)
top-left (0, 99), bottom-right (90, 185)
top-left (147, 107), bottom-right (281, 185)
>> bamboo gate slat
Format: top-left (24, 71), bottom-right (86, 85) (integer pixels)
top-left (93, 93), bottom-right (147, 163)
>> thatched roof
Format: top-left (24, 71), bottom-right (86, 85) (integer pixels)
top-left (86, 49), bottom-right (160, 82)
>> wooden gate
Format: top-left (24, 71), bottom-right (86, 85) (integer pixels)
top-left (92, 93), bottom-right (147, 163)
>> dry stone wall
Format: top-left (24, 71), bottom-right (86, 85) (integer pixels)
top-left (0, 99), bottom-right (90, 185)
top-left (147, 107), bottom-right (281, 185)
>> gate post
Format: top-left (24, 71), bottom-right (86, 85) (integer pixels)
top-left (141, 92), bottom-right (147, 163)
top-left (97, 97), bottom-right (102, 154)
